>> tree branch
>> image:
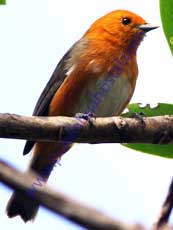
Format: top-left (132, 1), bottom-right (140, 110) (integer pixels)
top-left (0, 113), bottom-right (173, 228)
top-left (0, 113), bottom-right (172, 144)
top-left (0, 159), bottom-right (143, 230)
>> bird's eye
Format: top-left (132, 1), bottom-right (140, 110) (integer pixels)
top-left (122, 17), bottom-right (131, 25)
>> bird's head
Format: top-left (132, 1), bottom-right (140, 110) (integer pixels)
top-left (85, 10), bottom-right (158, 51)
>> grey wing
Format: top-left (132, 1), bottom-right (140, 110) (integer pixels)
top-left (23, 39), bottom-right (88, 155)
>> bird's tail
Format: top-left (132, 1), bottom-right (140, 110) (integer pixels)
top-left (6, 191), bottom-right (39, 222)
top-left (6, 155), bottom-right (53, 222)
top-left (6, 142), bottom-right (72, 222)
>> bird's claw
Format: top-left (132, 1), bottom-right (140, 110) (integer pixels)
top-left (131, 112), bottom-right (145, 128)
top-left (75, 112), bottom-right (95, 125)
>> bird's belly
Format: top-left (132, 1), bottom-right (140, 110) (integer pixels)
top-left (73, 76), bottom-right (131, 117)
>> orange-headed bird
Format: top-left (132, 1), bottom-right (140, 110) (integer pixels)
top-left (6, 10), bottom-right (158, 222)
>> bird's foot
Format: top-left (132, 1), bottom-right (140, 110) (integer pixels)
top-left (75, 112), bottom-right (95, 125)
top-left (131, 112), bottom-right (145, 128)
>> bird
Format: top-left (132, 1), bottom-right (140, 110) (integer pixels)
top-left (6, 9), bottom-right (158, 222)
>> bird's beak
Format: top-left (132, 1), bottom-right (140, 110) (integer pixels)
top-left (137, 24), bottom-right (159, 32)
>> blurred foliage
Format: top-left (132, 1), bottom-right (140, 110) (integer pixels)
top-left (0, 0), bottom-right (6, 4)
top-left (160, 0), bottom-right (173, 55)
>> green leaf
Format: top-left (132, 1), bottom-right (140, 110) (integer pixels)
top-left (122, 103), bottom-right (173, 117)
top-left (160, 0), bottom-right (173, 55)
top-left (122, 103), bottom-right (173, 158)
top-left (0, 0), bottom-right (6, 4)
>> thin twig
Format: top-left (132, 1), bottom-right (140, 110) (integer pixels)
top-left (0, 159), bottom-right (143, 230)
top-left (154, 178), bottom-right (173, 230)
